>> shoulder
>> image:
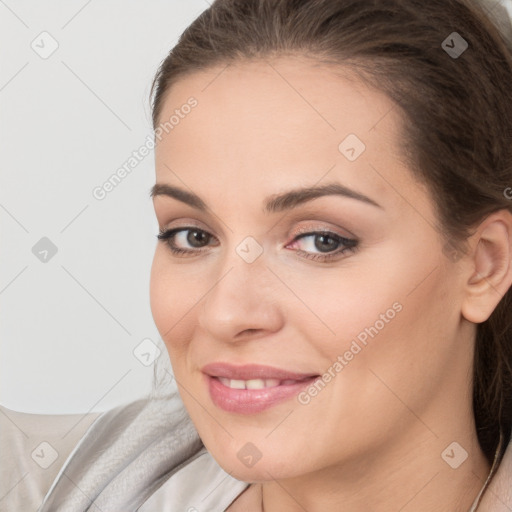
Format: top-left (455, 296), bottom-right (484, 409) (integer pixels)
top-left (139, 445), bottom-right (250, 511)
top-left (0, 403), bottom-right (101, 512)
top-left (37, 393), bottom-right (206, 511)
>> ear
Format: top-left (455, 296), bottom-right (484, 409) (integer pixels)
top-left (461, 209), bottom-right (512, 324)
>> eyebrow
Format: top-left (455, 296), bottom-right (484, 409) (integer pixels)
top-left (150, 182), bottom-right (383, 213)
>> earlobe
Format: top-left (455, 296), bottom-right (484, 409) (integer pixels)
top-left (461, 210), bottom-right (512, 324)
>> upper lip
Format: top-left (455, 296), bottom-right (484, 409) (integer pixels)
top-left (201, 362), bottom-right (319, 381)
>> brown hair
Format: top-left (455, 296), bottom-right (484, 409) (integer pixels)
top-left (149, 0), bottom-right (512, 466)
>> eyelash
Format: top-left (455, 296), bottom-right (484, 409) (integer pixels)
top-left (156, 226), bottom-right (359, 262)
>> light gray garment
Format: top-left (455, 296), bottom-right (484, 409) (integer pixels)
top-left (137, 447), bottom-right (249, 511)
top-left (35, 386), bottom-right (249, 511)
top-left (0, 405), bottom-right (101, 511)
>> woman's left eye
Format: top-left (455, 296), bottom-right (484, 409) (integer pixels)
top-left (289, 231), bottom-right (359, 261)
top-left (156, 227), bottom-right (359, 262)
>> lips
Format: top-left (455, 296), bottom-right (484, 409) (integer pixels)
top-left (201, 363), bottom-right (320, 414)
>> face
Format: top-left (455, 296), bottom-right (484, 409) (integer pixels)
top-left (149, 56), bottom-right (473, 481)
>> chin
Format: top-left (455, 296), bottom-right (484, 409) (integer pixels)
top-left (205, 441), bottom-right (306, 482)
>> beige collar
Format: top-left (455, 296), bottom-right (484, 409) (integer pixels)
top-left (470, 432), bottom-right (512, 511)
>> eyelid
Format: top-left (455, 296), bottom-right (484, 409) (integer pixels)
top-left (160, 218), bottom-right (211, 234)
top-left (287, 222), bottom-right (356, 242)
top-left (159, 218), bottom-right (357, 241)
top-left (159, 222), bottom-right (355, 247)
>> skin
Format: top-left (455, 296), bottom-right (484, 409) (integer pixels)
top-left (149, 56), bottom-right (512, 511)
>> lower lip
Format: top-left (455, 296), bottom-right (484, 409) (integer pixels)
top-left (205, 374), bottom-right (319, 414)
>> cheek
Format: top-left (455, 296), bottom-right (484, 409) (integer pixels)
top-left (314, 247), bottom-right (453, 392)
top-left (149, 249), bottom-right (191, 351)
top-left (149, 251), bottom-right (171, 333)
top-left (294, 263), bottom-right (402, 355)
top-left (331, 265), bottom-right (459, 416)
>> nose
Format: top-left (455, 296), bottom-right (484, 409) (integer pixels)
top-left (197, 246), bottom-right (284, 342)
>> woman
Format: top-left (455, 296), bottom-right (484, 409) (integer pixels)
top-left (33, 0), bottom-right (512, 510)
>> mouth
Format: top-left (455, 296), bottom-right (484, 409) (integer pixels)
top-left (201, 362), bottom-right (320, 414)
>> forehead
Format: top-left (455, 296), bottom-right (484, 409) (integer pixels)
top-left (154, 56), bottom-right (422, 210)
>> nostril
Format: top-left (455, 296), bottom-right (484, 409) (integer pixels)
top-left (239, 328), bottom-right (260, 336)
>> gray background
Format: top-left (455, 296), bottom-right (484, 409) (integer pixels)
top-left (0, 0), bottom-right (206, 414)
top-left (1, 0), bottom-right (511, 414)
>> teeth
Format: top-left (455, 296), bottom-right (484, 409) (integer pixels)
top-left (229, 379), bottom-right (246, 389)
top-left (246, 378), bottom-right (280, 389)
top-left (217, 377), bottom-right (282, 389)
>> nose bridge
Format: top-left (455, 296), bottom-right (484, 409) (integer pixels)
top-left (198, 237), bottom-right (282, 339)
top-left (212, 231), bottom-right (269, 295)
top-left (204, 238), bottom-right (268, 311)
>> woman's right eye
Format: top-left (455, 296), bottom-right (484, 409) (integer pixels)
top-left (156, 227), bottom-right (217, 256)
